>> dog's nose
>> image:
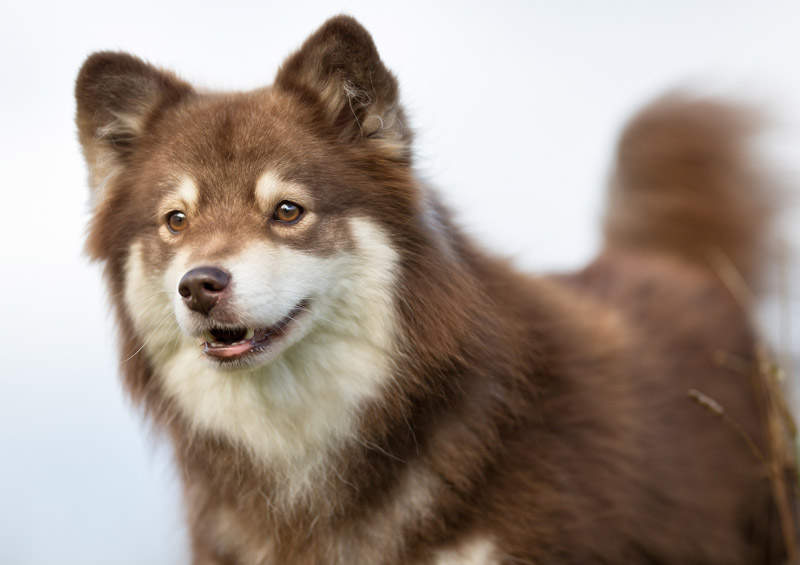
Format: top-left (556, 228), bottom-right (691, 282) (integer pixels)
top-left (178, 266), bottom-right (230, 315)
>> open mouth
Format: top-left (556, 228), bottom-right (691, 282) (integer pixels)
top-left (202, 300), bottom-right (310, 361)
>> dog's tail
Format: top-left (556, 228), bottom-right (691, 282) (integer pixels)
top-left (604, 94), bottom-right (778, 297)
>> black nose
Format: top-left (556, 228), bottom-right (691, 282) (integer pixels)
top-left (178, 266), bottom-right (230, 315)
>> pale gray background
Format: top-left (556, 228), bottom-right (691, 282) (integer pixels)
top-left (2, 1), bottom-right (800, 563)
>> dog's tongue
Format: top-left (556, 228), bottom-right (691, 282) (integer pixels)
top-left (204, 340), bottom-right (255, 358)
top-left (203, 328), bottom-right (274, 359)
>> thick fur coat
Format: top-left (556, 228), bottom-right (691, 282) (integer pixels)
top-left (76, 15), bottom-right (795, 564)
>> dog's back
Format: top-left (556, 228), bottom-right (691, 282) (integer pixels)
top-left (504, 97), bottom-right (792, 563)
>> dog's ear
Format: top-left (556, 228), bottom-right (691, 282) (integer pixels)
top-left (274, 16), bottom-right (410, 159)
top-left (75, 52), bottom-right (193, 195)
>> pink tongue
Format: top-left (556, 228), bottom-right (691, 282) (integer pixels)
top-left (204, 340), bottom-right (254, 359)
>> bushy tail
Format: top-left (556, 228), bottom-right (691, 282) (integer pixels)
top-left (604, 94), bottom-right (777, 295)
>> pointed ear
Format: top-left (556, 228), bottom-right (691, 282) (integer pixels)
top-left (75, 52), bottom-right (193, 195)
top-left (274, 16), bottom-right (410, 158)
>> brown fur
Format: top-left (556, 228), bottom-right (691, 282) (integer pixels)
top-left (76, 15), bottom-right (795, 564)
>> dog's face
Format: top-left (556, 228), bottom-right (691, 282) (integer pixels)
top-left (76, 17), bottom-right (420, 481)
top-left (115, 93), bottom-right (397, 372)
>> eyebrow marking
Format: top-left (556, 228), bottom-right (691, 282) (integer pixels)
top-left (159, 175), bottom-right (200, 217)
top-left (174, 176), bottom-right (200, 213)
top-left (255, 170), bottom-right (310, 212)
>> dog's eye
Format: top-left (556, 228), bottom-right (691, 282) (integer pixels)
top-left (273, 201), bottom-right (304, 224)
top-left (166, 210), bottom-right (188, 233)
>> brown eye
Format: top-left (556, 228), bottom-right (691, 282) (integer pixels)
top-left (273, 201), bottom-right (304, 224)
top-left (166, 210), bottom-right (188, 233)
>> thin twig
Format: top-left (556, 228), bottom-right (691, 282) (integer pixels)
top-left (687, 388), bottom-right (766, 463)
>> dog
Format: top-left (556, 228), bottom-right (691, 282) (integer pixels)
top-left (76, 15), bottom-right (796, 564)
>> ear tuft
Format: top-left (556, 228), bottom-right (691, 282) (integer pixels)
top-left (75, 52), bottom-right (193, 195)
top-left (274, 16), bottom-right (410, 158)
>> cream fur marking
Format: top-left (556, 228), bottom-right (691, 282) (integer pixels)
top-left (124, 217), bottom-right (399, 507)
top-left (255, 170), bottom-right (312, 213)
top-left (434, 537), bottom-right (500, 565)
top-left (87, 160), bottom-right (121, 208)
top-left (87, 112), bottom-right (155, 205)
top-left (96, 110), bottom-right (145, 140)
top-left (174, 175), bottom-right (200, 213)
top-left (207, 465), bottom-right (441, 565)
top-left (157, 175), bottom-right (200, 225)
top-left (341, 465), bottom-right (441, 564)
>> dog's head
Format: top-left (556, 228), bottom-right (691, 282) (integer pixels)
top-left (76, 17), bottom-right (434, 474)
top-left (77, 16), bottom-right (417, 370)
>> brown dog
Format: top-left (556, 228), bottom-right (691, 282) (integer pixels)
top-left (76, 15), bottom-right (795, 564)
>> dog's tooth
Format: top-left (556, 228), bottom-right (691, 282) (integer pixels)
top-left (245, 328), bottom-right (255, 340)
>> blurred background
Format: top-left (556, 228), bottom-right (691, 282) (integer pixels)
top-left (2, 1), bottom-right (800, 563)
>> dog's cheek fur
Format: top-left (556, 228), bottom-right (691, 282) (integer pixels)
top-left (123, 239), bottom-right (185, 366)
top-left (123, 216), bottom-right (400, 507)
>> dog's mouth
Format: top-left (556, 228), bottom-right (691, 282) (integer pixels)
top-left (202, 300), bottom-right (310, 361)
